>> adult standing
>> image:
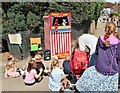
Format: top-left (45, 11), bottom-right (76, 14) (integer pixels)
top-left (76, 22), bottom-right (120, 91)
top-left (78, 34), bottom-right (98, 66)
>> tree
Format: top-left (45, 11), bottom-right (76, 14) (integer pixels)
top-left (2, 2), bottom-right (105, 34)
top-left (93, 2), bottom-right (105, 28)
top-left (2, 2), bottom-right (18, 18)
top-left (2, 2), bottom-right (49, 34)
top-left (45, 2), bottom-right (104, 27)
top-left (3, 12), bottom-right (26, 34)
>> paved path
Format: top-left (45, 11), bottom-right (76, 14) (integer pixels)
top-left (93, 21), bottom-right (106, 38)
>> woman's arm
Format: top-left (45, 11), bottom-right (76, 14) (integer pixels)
top-left (95, 37), bottom-right (100, 55)
top-left (116, 43), bottom-right (120, 75)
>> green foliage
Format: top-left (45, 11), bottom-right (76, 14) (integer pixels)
top-left (2, 2), bottom-right (105, 34)
top-left (2, 2), bottom-right (18, 17)
top-left (46, 2), bottom-right (104, 27)
top-left (26, 11), bottom-right (40, 30)
top-left (2, 2), bottom-right (45, 34)
top-left (93, 2), bottom-right (105, 28)
top-left (0, 7), bottom-right (3, 16)
top-left (110, 12), bottom-right (120, 18)
top-left (0, 24), bottom-right (2, 35)
top-left (3, 12), bottom-right (26, 34)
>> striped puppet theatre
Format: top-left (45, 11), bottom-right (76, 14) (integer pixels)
top-left (43, 12), bottom-right (72, 58)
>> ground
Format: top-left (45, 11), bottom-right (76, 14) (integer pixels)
top-left (0, 21), bottom-right (120, 92)
top-left (1, 52), bottom-right (65, 92)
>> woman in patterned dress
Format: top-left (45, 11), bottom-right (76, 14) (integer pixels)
top-left (75, 22), bottom-right (120, 91)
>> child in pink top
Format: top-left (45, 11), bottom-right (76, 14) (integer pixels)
top-left (5, 55), bottom-right (21, 78)
top-left (24, 60), bottom-right (41, 86)
top-left (5, 62), bottom-right (20, 78)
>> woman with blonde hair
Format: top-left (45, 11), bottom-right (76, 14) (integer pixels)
top-left (76, 22), bottom-right (120, 91)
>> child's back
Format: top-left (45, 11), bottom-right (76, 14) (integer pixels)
top-left (48, 59), bottom-right (64, 91)
top-left (49, 67), bottom-right (64, 91)
top-left (24, 60), bottom-right (41, 85)
top-left (24, 69), bottom-right (37, 84)
top-left (63, 60), bottom-right (71, 74)
top-left (63, 54), bottom-right (71, 74)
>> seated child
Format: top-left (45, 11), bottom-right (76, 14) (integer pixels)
top-left (59, 77), bottom-right (74, 93)
top-left (63, 54), bottom-right (71, 74)
top-left (34, 54), bottom-right (45, 81)
top-left (5, 55), bottom-right (21, 78)
top-left (48, 58), bottom-right (65, 91)
top-left (24, 60), bottom-right (41, 86)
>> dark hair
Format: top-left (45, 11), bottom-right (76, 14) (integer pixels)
top-left (60, 77), bottom-right (72, 90)
top-left (7, 55), bottom-right (14, 61)
top-left (7, 57), bottom-right (12, 61)
top-left (111, 17), bottom-right (116, 22)
top-left (27, 60), bottom-right (36, 72)
top-left (104, 22), bottom-right (117, 46)
top-left (74, 38), bottom-right (79, 49)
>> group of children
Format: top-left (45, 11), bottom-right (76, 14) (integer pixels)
top-left (5, 53), bottom-right (45, 85)
top-left (4, 52), bottom-right (76, 92)
top-left (48, 55), bottom-right (77, 92)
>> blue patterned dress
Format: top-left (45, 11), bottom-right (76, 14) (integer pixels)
top-left (76, 66), bottom-right (118, 91)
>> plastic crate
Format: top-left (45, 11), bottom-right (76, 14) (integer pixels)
top-left (30, 44), bottom-right (38, 51)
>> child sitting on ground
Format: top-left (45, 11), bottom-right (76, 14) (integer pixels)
top-left (48, 58), bottom-right (65, 91)
top-left (24, 60), bottom-right (41, 86)
top-left (5, 55), bottom-right (22, 78)
top-left (63, 54), bottom-right (71, 75)
top-left (59, 77), bottom-right (74, 93)
top-left (34, 54), bottom-right (45, 82)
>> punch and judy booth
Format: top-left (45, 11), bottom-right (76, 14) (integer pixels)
top-left (43, 12), bottom-right (72, 59)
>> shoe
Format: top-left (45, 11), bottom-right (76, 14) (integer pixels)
top-left (22, 75), bottom-right (26, 79)
top-left (19, 69), bottom-right (25, 75)
top-left (36, 76), bottom-right (44, 83)
top-left (44, 72), bottom-right (50, 76)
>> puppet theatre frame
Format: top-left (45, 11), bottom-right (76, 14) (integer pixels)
top-left (43, 12), bottom-right (72, 59)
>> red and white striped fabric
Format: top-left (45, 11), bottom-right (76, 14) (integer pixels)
top-left (50, 31), bottom-right (72, 56)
